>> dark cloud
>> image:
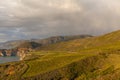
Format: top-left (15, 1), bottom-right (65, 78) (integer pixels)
top-left (0, 0), bottom-right (120, 42)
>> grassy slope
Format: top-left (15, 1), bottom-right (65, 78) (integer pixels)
top-left (23, 52), bottom-right (96, 77)
top-left (1, 30), bottom-right (120, 80)
top-left (22, 30), bottom-right (120, 79)
top-left (22, 52), bottom-right (120, 80)
top-left (39, 30), bottom-right (120, 52)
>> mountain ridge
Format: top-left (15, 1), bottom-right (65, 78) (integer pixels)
top-left (38, 30), bottom-right (120, 51)
top-left (0, 35), bottom-right (92, 49)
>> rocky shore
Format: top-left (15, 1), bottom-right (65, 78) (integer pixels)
top-left (0, 48), bottom-right (33, 60)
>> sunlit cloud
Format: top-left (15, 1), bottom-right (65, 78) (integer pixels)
top-left (0, 0), bottom-right (120, 42)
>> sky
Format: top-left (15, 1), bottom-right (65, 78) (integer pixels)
top-left (0, 0), bottom-right (120, 42)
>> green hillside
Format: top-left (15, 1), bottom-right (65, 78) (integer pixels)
top-left (1, 30), bottom-right (120, 80)
top-left (38, 30), bottom-right (120, 52)
top-left (0, 35), bottom-right (92, 49)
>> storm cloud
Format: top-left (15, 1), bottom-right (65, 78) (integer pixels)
top-left (0, 0), bottom-right (120, 42)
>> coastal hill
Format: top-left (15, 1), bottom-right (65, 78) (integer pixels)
top-left (0, 35), bottom-right (92, 59)
top-left (0, 35), bottom-right (92, 49)
top-left (0, 30), bottom-right (120, 80)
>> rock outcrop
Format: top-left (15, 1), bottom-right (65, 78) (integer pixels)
top-left (0, 35), bottom-right (93, 60)
top-left (0, 48), bottom-right (33, 60)
top-left (17, 48), bottom-right (33, 60)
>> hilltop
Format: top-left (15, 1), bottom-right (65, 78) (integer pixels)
top-left (0, 35), bottom-right (92, 49)
top-left (0, 30), bottom-right (120, 80)
top-left (38, 30), bottom-right (120, 52)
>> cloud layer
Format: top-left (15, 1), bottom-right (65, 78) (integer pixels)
top-left (0, 0), bottom-right (120, 42)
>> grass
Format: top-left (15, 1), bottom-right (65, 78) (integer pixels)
top-left (38, 30), bottom-right (120, 52)
top-left (1, 30), bottom-right (120, 80)
top-left (0, 61), bottom-right (28, 80)
top-left (1, 48), bottom-right (120, 80)
top-left (22, 52), bottom-right (120, 80)
top-left (23, 52), bottom-right (96, 77)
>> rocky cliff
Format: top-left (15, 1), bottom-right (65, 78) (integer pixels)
top-left (0, 48), bottom-right (33, 60)
top-left (0, 35), bottom-right (93, 60)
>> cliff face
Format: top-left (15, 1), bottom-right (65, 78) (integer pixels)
top-left (0, 35), bottom-right (93, 59)
top-left (0, 48), bottom-right (33, 60)
top-left (17, 48), bottom-right (33, 60)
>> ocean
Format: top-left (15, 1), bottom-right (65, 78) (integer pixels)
top-left (0, 56), bottom-right (20, 64)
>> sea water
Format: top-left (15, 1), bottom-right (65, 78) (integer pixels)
top-left (0, 56), bottom-right (20, 64)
